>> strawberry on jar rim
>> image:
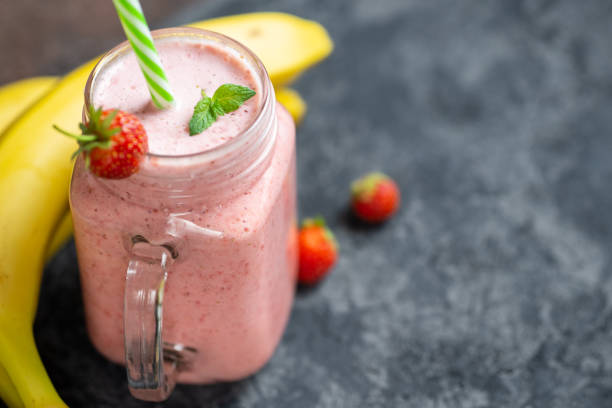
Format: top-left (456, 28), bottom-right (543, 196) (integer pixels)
top-left (54, 106), bottom-right (148, 179)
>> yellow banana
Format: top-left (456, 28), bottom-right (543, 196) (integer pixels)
top-left (191, 12), bottom-right (333, 87)
top-left (43, 212), bottom-right (73, 262)
top-left (0, 60), bottom-right (93, 407)
top-left (0, 77), bottom-right (75, 408)
top-left (0, 13), bottom-right (331, 407)
top-left (0, 77), bottom-right (59, 408)
top-left (0, 365), bottom-right (22, 408)
top-left (0, 77), bottom-right (57, 135)
top-left (276, 88), bottom-right (307, 125)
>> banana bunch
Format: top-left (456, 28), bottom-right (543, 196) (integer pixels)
top-left (0, 12), bottom-right (332, 408)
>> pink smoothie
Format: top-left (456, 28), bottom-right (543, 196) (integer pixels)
top-left (70, 32), bottom-right (297, 384)
top-left (93, 39), bottom-right (260, 155)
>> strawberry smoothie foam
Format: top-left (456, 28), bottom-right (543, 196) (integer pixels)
top-left (70, 31), bottom-right (297, 384)
top-left (93, 39), bottom-right (260, 155)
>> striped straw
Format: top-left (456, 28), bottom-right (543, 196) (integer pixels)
top-left (111, 0), bottom-right (175, 109)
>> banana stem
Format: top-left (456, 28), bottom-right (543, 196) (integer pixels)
top-left (0, 321), bottom-right (67, 408)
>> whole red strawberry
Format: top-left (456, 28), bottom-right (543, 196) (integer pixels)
top-left (54, 106), bottom-right (148, 179)
top-left (298, 217), bottom-right (338, 285)
top-left (351, 172), bottom-right (400, 223)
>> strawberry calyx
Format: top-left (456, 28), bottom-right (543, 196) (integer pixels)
top-left (301, 216), bottom-right (338, 250)
top-left (53, 106), bottom-right (119, 167)
top-left (351, 172), bottom-right (389, 201)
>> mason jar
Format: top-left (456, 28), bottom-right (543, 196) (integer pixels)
top-left (70, 27), bottom-right (297, 401)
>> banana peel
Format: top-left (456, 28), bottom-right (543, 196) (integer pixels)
top-left (0, 61), bottom-right (95, 408)
top-left (0, 77), bottom-right (57, 135)
top-left (0, 77), bottom-right (59, 408)
top-left (191, 12), bottom-right (333, 87)
top-left (0, 76), bottom-right (74, 408)
top-left (0, 326), bottom-right (65, 408)
top-left (275, 88), bottom-right (307, 125)
top-left (43, 212), bottom-right (73, 263)
top-left (0, 363), bottom-right (22, 408)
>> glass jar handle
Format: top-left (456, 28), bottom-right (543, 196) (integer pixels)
top-left (124, 237), bottom-right (192, 401)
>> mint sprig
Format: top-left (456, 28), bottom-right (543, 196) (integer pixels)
top-left (189, 84), bottom-right (256, 136)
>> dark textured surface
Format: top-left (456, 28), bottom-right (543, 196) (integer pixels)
top-left (24, 0), bottom-right (612, 407)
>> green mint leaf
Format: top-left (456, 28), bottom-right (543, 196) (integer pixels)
top-left (211, 102), bottom-right (226, 118)
top-left (212, 84), bottom-right (256, 113)
top-left (189, 91), bottom-right (214, 135)
top-left (189, 84), bottom-right (255, 136)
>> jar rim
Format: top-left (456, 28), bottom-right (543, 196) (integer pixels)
top-left (83, 26), bottom-right (273, 165)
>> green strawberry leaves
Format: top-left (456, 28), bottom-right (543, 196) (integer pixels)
top-left (189, 84), bottom-right (256, 136)
top-left (53, 106), bottom-right (118, 161)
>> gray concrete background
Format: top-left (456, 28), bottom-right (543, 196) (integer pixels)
top-left (17, 0), bottom-right (612, 407)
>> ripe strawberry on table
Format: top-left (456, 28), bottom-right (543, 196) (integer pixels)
top-left (54, 106), bottom-right (148, 179)
top-left (298, 217), bottom-right (338, 285)
top-left (351, 172), bottom-right (400, 223)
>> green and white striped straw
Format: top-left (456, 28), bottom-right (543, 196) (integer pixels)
top-left (111, 0), bottom-right (175, 109)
